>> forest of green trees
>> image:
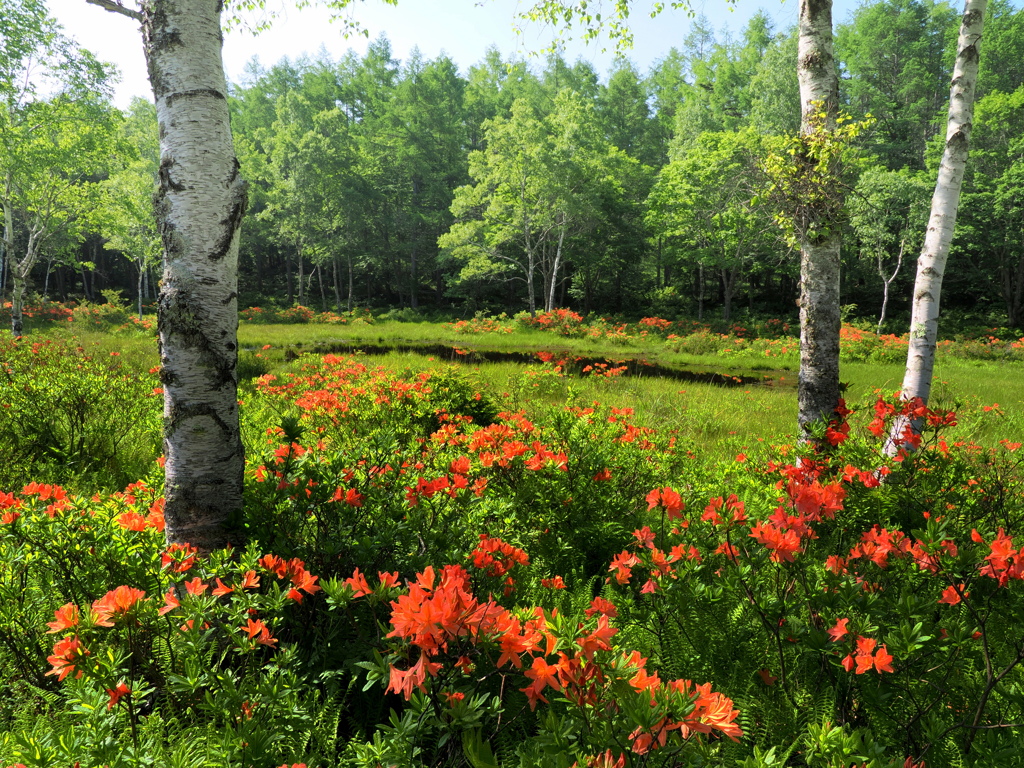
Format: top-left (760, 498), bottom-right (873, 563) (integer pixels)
top-left (2, 0), bottom-right (1023, 329)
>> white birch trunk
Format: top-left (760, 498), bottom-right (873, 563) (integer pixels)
top-left (1, 192), bottom-right (13, 332)
top-left (10, 229), bottom-right (43, 338)
top-left (876, 240), bottom-right (904, 335)
top-left (889, 0), bottom-right (986, 454)
top-left (144, 0), bottom-right (247, 550)
top-left (10, 266), bottom-right (28, 338)
top-left (546, 218), bottom-right (566, 312)
top-left (796, 0), bottom-right (842, 440)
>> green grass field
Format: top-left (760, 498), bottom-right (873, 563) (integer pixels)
top-left (46, 320), bottom-right (1024, 465)
top-left (234, 322), bottom-right (1024, 459)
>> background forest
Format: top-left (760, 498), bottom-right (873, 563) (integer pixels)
top-left (2, 0), bottom-right (1024, 331)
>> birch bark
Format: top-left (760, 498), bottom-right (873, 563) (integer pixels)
top-left (143, 0), bottom-right (247, 549)
top-left (890, 0), bottom-right (986, 452)
top-left (796, 0), bottom-right (842, 441)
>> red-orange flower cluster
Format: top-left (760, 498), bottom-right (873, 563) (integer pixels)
top-left (469, 535), bottom-right (530, 578)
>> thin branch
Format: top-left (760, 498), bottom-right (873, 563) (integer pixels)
top-left (84, 0), bottom-right (142, 22)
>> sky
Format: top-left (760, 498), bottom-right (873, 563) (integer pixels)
top-left (48, 0), bottom-right (865, 108)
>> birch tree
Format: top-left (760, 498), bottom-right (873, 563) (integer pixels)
top-left (81, 0), bottom-right (254, 550)
top-left (440, 91), bottom-right (619, 314)
top-left (95, 98), bottom-right (162, 319)
top-left (519, 0), bottom-right (847, 441)
top-left (1, 0), bottom-right (116, 337)
top-left (890, 0), bottom-right (987, 452)
top-left (82, 0), bottom-right (398, 550)
top-left (792, 0), bottom-right (843, 441)
top-left (848, 167), bottom-right (931, 333)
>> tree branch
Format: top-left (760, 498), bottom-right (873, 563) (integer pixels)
top-left (85, 0), bottom-right (142, 22)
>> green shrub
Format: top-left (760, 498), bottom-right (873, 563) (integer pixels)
top-left (0, 336), bottom-right (161, 490)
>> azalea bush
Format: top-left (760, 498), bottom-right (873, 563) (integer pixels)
top-left (0, 296), bottom-right (157, 335)
top-left (0, 478), bottom-right (334, 768)
top-left (3, 344), bottom-right (1024, 767)
top-left (445, 314), bottom-right (516, 335)
top-left (239, 305), bottom-right (375, 325)
top-left (516, 308), bottom-right (587, 337)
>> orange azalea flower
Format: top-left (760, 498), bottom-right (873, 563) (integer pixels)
top-left (239, 570), bottom-right (260, 589)
top-left (0, 490), bottom-right (20, 512)
top-left (469, 535), bottom-right (529, 578)
top-left (629, 665), bottom-right (662, 693)
top-left (521, 655), bottom-right (562, 709)
top-left (158, 589), bottom-right (180, 616)
top-left (576, 615), bottom-right (617, 660)
top-left (46, 603), bottom-right (80, 634)
top-left (939, 584), bottom-right (967, 605)
top-left (442, 690), bottom-right (465, 707)
top-left (185, 578), bottom-right (208, 596)
top-left (873, 644), bottom-right (895, 673)
top-left (574, 750), bottom-right (626, 768)
top-left (117, 512), bottom-right (148, 531)
top-left (287, 567), bottom-right (321, 602)
top-left (387, 652), bottom-right (441, 700)
top-left (608, 550), bottom-right (639, 584)
top-left (855, 635), bottom-right (877, 655)
top-left (585, 596), bottom-right (618, 618)
top-left (46, 635), bottom-right (89, 681)
top-left (106, 681), bottom-right (130, 710)
top-left (242, 618), bottom-right (278, 647)
top-left (258, 553), bottom-right (288, 577)
top-left (827, 617), bottom-right (850, 642)
top-left (92, 586), bottom-right (146, 627)
top-left (345, 568), bottom-right (373, 598)
top-left (211, 578), bottom-right (234, 597)
top-left (161, 542), bottom-right (197, 573)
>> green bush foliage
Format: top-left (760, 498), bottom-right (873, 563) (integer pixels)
top-left (0, 336), bottom-right (162, 490)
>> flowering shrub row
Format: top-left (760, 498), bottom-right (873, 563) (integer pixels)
top-left (3, 343), bottom-right (1024, 766)
top-left (432, 309), bottom-right (1024, 364)
top-left (444, 314), bottom-right (516, 334)
top-left (239, 305), bottom-right (375, 325)
top-left (0, 299), bottom-right (155, 335)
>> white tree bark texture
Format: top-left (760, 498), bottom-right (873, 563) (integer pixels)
top-left (143, 0), bottom-right (247, 549)
top-left (796, 0), bottom-right (842, 440)
top-left (891, 0), bottom-right (986, 452)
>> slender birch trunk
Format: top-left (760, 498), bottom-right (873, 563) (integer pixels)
top-left (546, 218), bottom-right (566, 312)
top-left (1, 194), bottom-right (12, 328)
top-left (697, 262), bottom-right (705, 322)
top-left (10, 267), bottom-right (27, 338)
top-left (137, 256), bottom-right (145, 319)
top-left (796, 0), bottom-right (842, 440)
top-left (332, 255), bottom-right (342, 311)
top-left (10, 230), bottom-right (43, 338)
top-left (889, 0), bottom-right (986, 453)
top-left (876, 240), bottom-right (904, 335)
top-left (143, 0), bottom-right (247, 550)
top-left (297, 241), bottom-right (305, 306)
top-left (347, 254), bottom-right (354, 312)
